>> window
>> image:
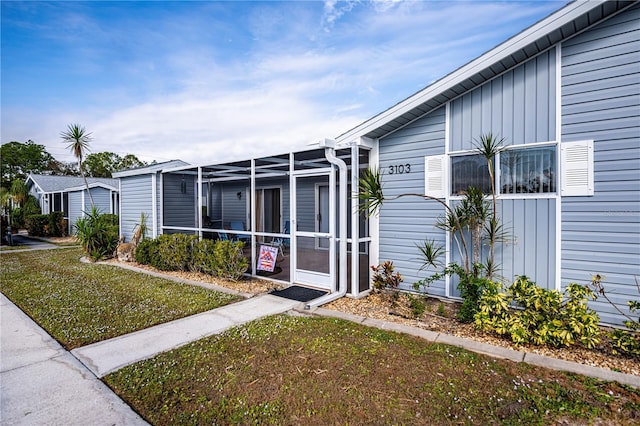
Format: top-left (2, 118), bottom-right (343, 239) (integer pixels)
top-left (500, 146), bottom-right (556, 194)
top-left (451, 154), bottom-right (491, 195)
top-left (432, 144), bottom-right (560, 198)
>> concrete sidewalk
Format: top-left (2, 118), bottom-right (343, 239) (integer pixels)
top-left (73, 295), bottom-right (300, 378)
top-left (0, 294), bottom-right (148, 426)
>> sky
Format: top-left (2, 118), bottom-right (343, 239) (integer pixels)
top-left (1, 0), bottom-right (566, 166)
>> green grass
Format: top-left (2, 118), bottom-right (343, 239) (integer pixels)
top-left (106, 315), bottom-right (640, 425)
top-left (3, 248), bottom-right (639, 424)
top-left (0, 248), bottom-right (241, 349)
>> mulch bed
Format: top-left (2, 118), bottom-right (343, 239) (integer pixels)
top-left (102, 256), bottom-right (639, 378)
top-left (325, 292), bottom-right (640, 377)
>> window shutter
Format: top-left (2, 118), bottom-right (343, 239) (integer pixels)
top-left (561, 140), bottom-right (594, 196)
top-left (424, 154), bottom-right (447, 198)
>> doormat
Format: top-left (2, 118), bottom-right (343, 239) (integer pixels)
top-left (270, 285), bottom-right (327, 302)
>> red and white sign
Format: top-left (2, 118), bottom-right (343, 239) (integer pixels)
top-left (257, 245), bottom-right (278, 272)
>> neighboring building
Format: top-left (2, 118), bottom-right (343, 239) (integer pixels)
top-left (25, 174), bottom-right (119, 235)
top-left (112, 160), bottom-right (189, 242)
top-left (115, 0), bottom-right (639, 326)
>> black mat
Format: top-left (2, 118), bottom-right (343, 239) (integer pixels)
top-left (270, 285), bottom-right (327, 302)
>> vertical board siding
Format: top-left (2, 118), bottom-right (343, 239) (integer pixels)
top-left (120, 175), bottom-right (153, 242)
top-left (163, 174), bottom-right (197, 228)
top-left (450, 48), bottom-right (557, 151)
top-left (561, 4), bottom-right (640, 326)
top-left (378, 107), bottom-right (447, 297)
top-left (89, 188), bottom-right (111, 213)
top-left (498, 198), bottom-right (556, 289)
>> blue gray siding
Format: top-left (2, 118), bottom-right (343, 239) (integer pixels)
top-left (378, 107), bottom-right (447, 297)
top-left (561, 4), bottom-right (640, 325)
top-left (450, 48), bottom-right (557, 150)
top-left (163, 173), bottom-right (197, 228)
top-left (68, 191), bottom-right (83, 235)
top-left (90, 188), bottom-right (112, 214)
top-left (379, 46), bottom-right (561, 297)
top-left (498, 198), bottom-right (556, 289)
top-left (120, 175), bottom-right (154, 242)
top-left (67, 188), bottom-right (114, 235)
top-left (221, 182), bottom-right (249, 228)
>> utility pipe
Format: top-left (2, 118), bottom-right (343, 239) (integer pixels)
top-left (306, 139), bottom-right (348, 309)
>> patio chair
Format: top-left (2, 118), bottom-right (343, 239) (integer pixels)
top-left (229, 221), bottom-right (250, 242)
top-left (271, 220), bottom-right (290, 256)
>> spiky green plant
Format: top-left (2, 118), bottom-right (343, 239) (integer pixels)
top-left (61, 123), bottom-right (95, 206)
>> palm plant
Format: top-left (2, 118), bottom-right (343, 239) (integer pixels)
top-left (473, 133), bottom-right (505, 277)
top-left (358, 133), bottom-right (508, 322)
top-left (358, 167), bottom-right (470, 273)
top-left (9, 179), bottom-right (29, 207)
top-left (61, 123), bottom-right (94, 206)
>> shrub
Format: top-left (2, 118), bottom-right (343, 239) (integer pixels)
top-left (48, 211), bottom-right (66, 237)
top-left (191, 239), bottom-right (219, 275)
top-left (75, 207), bottom-right (120, 261)
top-left (589, 275), bottom-right (640, 359)
top-left (134, 238), bottom-right (160, 265)
top-left (136, 236), bottom-right (248, 280)
top-left (25, 214), bottom-right (50, 236)
top-left (153, 234), bottom-right (198, 271)
top-left (24, 212), bottom-right (66, 237)
top-left (475, 276), bottom-right (600, 348)
top-left (209, 240), bottom-right (248, 281)
top-left (371, 261), bottom-right (403, 292)
top-left (100, 213), bottom-right (119, 227)
top-left (408, 295), bottom-right (426, 318)
top-left (415, 263), bottom-right (491, 323)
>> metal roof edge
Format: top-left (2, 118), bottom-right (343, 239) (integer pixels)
top-left (65, 182), bottom-right (118, 192)
top-left (112, 160), bottom-right (189, 178)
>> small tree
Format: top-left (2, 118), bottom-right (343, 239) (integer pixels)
top-left (61, 124), bottom-right (94, 206)
top-left (359, 133), bottom-right (508, 322)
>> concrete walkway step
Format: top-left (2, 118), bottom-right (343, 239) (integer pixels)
top-left (72, 295), bottom-right (300, 378)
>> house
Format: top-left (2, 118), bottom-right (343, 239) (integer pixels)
top-left (26, 174), bottom-right (119, 235)
top-left (112, 160), bottom-right (189, 242)
top-left (115, 0), bottom-right (639, 326)
top-left (334, 0), bottom-right (640, 326)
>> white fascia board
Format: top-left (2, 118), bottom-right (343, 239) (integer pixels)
top-left (65, 182), bottom-right (118, 192)
top-left (335, 0), bottom-right (605, 143)
top-left (25, 175), bottom-right (45, 194)
top-left (112, 160), bottom-right (190, 178)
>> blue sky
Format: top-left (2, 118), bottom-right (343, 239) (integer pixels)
top-left (1, 0), bottom-right (565, 165)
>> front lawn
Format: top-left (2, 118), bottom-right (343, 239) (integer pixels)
top-left (105, 314), bottom-right (640, 425)
top-left (0, 248), bottom-right (241, 349)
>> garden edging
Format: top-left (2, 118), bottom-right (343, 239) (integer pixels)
top-left (305, 306), bottom-right (640, 389)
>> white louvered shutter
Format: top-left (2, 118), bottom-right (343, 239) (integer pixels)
top-left (424, 154), bottom-right (447, 199)
top-left (561, 140), bottom-right (594, 196)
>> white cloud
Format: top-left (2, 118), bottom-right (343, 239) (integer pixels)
top-left (2, 0), bottom-right (564, 167)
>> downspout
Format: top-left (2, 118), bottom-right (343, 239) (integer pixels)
top-left (306, 138), bottom-right (348, 309)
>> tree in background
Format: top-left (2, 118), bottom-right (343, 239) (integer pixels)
top-left (82, 152), bottom-right (147, 178)
top-left (0, 140), bottom-right (55, 189)
top-left (61, 123), bottom-right (94, 206)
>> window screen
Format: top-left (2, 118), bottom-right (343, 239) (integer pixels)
top-left (451, 154), bottom-right (491, 195)
top-left (500, 146), bottom-right (556, 194)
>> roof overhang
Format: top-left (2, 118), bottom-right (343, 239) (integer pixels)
top-left (66, 182), bottom-right (118, 192)
top-left (112, 160), bottom-right (189, 178)
top-left (336, 0), bottom-right (634, 143)
top-left (25, 174), bottom-right (45, 194)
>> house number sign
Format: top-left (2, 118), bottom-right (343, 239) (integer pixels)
top-left (388, 163), bottom-right (411, 174)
